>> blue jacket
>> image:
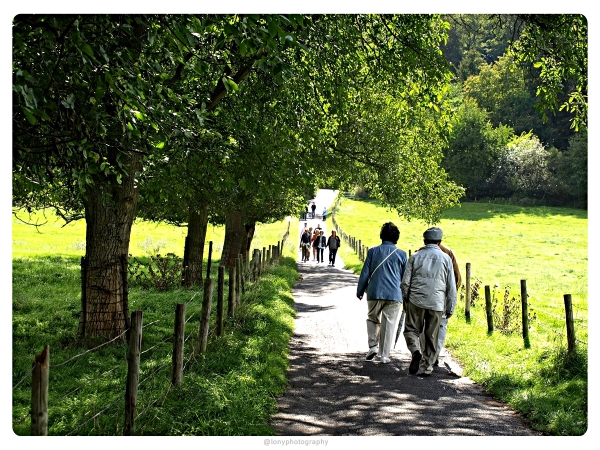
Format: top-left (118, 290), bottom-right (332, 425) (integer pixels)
top-left (356, 241), bottom-right (408, 302)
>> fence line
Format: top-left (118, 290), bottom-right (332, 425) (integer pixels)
top-left (332, 193), bottom-right (585, 353)
top-left (20, 223), bottom-right (291, 436)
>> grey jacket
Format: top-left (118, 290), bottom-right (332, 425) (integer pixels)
top-left (400, 244), bottom-right (457, 314)
top-left (357, 241), bottom-right (408, 302)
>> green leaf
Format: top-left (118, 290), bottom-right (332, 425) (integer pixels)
top-left (81, 43), bottom-right (94, 58)
top-left (22, 107), bottom-right (37, 125)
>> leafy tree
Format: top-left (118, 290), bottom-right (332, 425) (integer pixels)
top-left (496, 133), bottom-right (553, 200)
top-left (547, 131), bottom-right (588, 207)
top-left (507, 14), bottom-right (588, 131)
top-left (12, 14), bottom-right (309, 336)
top-left (442, 98), bottom-right (514, 200)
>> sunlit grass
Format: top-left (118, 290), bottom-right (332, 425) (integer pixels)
top-left (332, 197), bottom-right (588, 436)
top-left (12, 210), bottom-right (297, 435)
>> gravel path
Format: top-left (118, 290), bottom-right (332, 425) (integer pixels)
top-left (270, 190), bottom-right (539, 436)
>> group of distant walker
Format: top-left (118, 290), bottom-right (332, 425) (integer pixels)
top-left (298, 220), bottom-right (340, 266)
top-left (301, 201), bottom-right (327, 222)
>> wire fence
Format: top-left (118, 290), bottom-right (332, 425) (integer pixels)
top-left (14, 226), bottom-right (290, 436)
top-left (330, 194), bottom-right (587, 353)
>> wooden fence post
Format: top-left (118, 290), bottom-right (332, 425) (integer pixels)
top-left (235, 256), bottom-right (241, 305)
top-left (262, 247), bottom-right (266, 270)
top-left (171, 304), bottom-right (186, 387)
top-left (217, 266), bottom-right (225, 336)
top-left (485, 285), bottom-right (493, 334)
top-left (563, 294), bottom-right (576, 353)
top-left (465, 263), bottom-right (471, 320)
top-left (238, 254), bottom-right (245, 294)
top-left (228, 265), bottom-right (236, 318)
top-left (31, 345), bottom-right (49, 436)
top-left (124, 310), bottom-right (143, 436)
top-left (197, 277), bottom-right (215, 354)
top-left (206, 241), bottom-right (213, 279)
top-left (521, 280), bottom-right (530, 348)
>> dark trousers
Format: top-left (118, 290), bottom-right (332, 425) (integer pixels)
top-left (329, 248), bottom-right (338, 264)
top-left (403, 301), bottom-right (442, 370)
top-left (318, 247), bottom-right (324, 262)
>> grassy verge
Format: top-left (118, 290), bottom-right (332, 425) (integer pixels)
top-left (12, 213), bottom-right (299, 435)
top-left (332, 197), bottom-right (588, 436)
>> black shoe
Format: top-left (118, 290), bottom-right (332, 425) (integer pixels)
top-left (434, 359), bottom-right (439, 367)
top-left (409, 350), bottom-right (422, 375)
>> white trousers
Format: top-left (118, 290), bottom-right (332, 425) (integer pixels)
top-left (366, 300), bottom-right (401, 359)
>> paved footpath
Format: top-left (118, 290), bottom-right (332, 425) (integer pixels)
top-left (270, 190), bottom-right (539, 436)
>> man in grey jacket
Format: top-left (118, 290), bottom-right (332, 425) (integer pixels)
top-left (357, 222), bottom-right (408, 364)
top-left (401, 227), bottom-right (457, 376)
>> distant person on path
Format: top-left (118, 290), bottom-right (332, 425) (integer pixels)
top-left (326, 230), bottom-right (341, 266)
top-left (311, 229), bottom-right (320, 261)
top-left (300, 222), bottom-right (308, 239)
top-left (299, 229), bottom-right (311, 262)
top-left (356, 222), bottom-right (408, 364)
top-left (401, 227), bottom-right (457, 376)
top-left (322, 207), bottom-right (327, 221)
top-left (317, 230), bottom-right (327, 263)
top-left (417, 239), bottom-right (462, 366)
top-left (311, 202), bottom-right (316, 219)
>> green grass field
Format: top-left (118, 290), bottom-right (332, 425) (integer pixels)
top-left (11, 198), bottom-right (589, 435)
top-left (332, 197), bottom-right (588, 435)
top-left (12, 210), bottom-right (298, 436)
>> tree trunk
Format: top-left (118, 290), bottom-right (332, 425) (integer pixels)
top-left (182, 203), bottom-right (209, 287)
top-left (242, 222), bottom-right (256, 263)
top-left (221, 210), bottom-right (245, 269)
top-left (80, 153), bottom-right (141, 339)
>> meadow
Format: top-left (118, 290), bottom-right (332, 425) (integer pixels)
top-left (332, 197), bottom-right (588, 435)
top-left (12, 210), bottom-right (298, 436)
top-left (11, 197), bottom-right (588, 435)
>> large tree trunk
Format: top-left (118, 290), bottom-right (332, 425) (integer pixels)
top-left (221, 210), bottom-right (245, 269)
top-left (80, 153), bottom-right (142, 339)
top-left (182, 203), bottom-right (209, 287)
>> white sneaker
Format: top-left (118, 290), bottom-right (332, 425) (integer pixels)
top-left (365, 346), bottom-right (378, 360)
top-left (380, 356), bottom-right (391, 364)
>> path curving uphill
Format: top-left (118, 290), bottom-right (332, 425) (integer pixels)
top-left (270, 189), bottom-right (539, 436)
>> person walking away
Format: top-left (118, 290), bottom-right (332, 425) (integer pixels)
top-left (322, 207), bottom-right (327, 222)
top-left (311, 229), bottom-right (320, 261)
top-left (317, 230), bottom-right (327, 263)
top-left (417, 240), bottom-right (462, 366)
top-left (356, 222), bottom-right (408, 364)
top-left (401, 227), bottom-right (457, 376)
top-left (299, 229), bottom-right (311, 262)
top-left (326, 230), bottom-right (341, 266)
top-left (311, 202), bottom-right (316, 219)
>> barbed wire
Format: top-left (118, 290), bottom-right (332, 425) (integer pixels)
top-left (12, 365), bottom-right (35, 390)
top-left (50, 361), bottom-right (127, 408)
top-left (50, 328), bottom-right (129, 368)
top-left (65, 394), bottom-right (124, 436)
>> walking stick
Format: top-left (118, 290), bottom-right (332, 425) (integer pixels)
top-left (394, 306), bottom-right (406, 349)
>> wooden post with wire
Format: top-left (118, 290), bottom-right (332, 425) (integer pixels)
top-left (31, 345), bottom-right (49, 436)
top-left (197, 277), bottom-right (215, 354)
top-left (465, 263), bottom-right (471, 320)
top-left (564, 294), bottom-right (576, 353)
top-left (485, 285), bottom-right (494, 333)
top-left (521, 280), bottom-right (530, 348)
top-left (216, 266), bottom-right (225, 336)
top-left (171, 304), bottom-right (186, 387)
top-left (124, 310), bottom-right (143, 436)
